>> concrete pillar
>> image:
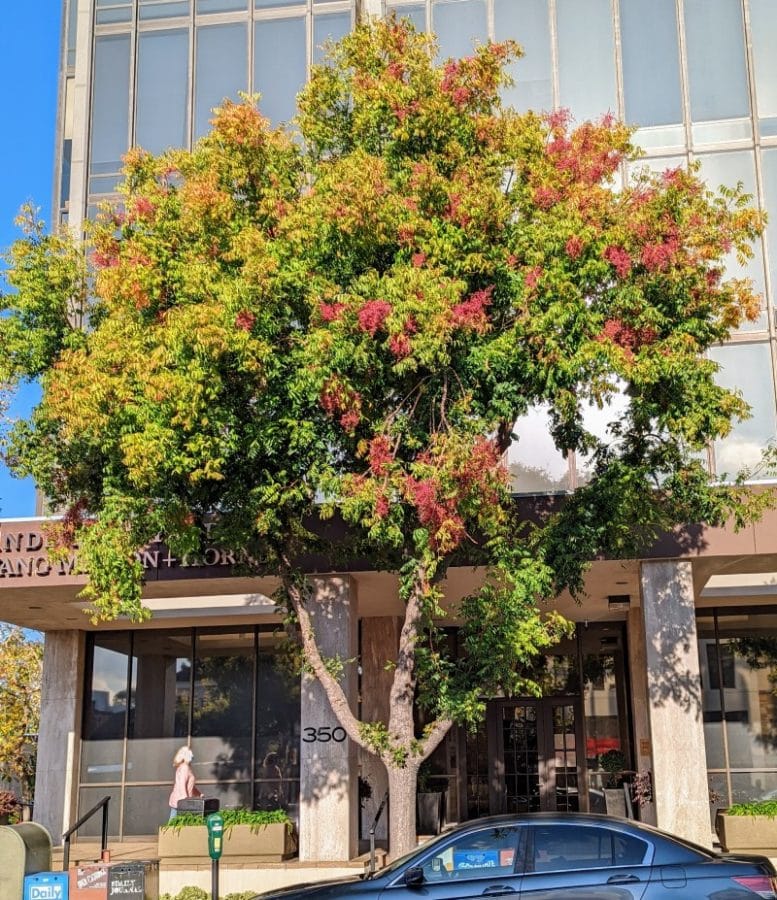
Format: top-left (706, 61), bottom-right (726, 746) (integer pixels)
top-left (299, 576), bottom-right (358, 861)
top-left (358, 617), bottom-right (401, 842)
top-left (34, 630), bottom-right (85, 844)
top-left (640, 561), bottom-right (710, 847)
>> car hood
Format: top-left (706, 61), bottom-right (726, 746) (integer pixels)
top-left (256, 875), bottom-right (367, 899)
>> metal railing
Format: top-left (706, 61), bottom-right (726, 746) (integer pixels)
top-left (368, 791), bottom-right (389, 877)
top-left (62, 795), bottom-right (110, 870)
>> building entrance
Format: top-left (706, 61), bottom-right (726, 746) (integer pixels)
top-left (495, 697), bottom-right (582, 814)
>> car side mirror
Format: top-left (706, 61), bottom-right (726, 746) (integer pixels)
top-left (404, 867), bottom-right (425, 887)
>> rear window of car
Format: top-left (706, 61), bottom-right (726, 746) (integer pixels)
top-left (530, 825), bottom-right (649, 873)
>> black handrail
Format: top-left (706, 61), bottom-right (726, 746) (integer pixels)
top-left (62, 795), bottom-right (110, 870)
top-left (368, 791), bottom-right (389, 876)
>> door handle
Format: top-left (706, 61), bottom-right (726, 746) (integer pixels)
top-left (607, 874), bottom-right (640, 884)
top-left (481, 888), bottom-right (517, 895)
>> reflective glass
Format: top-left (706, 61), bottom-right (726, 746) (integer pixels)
top-left (698, 616), bottom-right (726, 770)
top-left (195, 23), bottom-right (248, 139)
top-left (620, 0), bottom-right (681, 128)
top-left (136, 30), bottom-right (190, 154)
top-left (494, 0), bottom-right (552, 113)
top-left (684, 0), bottom-right (749, 125)
top-left (89, 34), bottom-right (131, 178)
top-left (760, 148), bottom-right (777, 303)
top-left (313, 11), bottom-right (352, 64)
top-left (197, 0), bottom-right (247, 10)
top-left (420, 826), bottom-right (520, 881)
top-left (96, 7), bottom-right (133, 24)
top-left (139, 0), bottom-right (190, 18)
top-left (255, 17), bottom-right (306, 125)
top-left (698, 151), bottom-right (766, 329)
top-left (750, 0), bottom-right (777, 136)
top-left (77, 786), bottom-right (122, 838)
top-left (508, 406), bottom-right (571, 493)
top-left (256, 0), bottom-right (304, 6)
top-left (390, 3), bottom-right (426, 32)
top-left (710, 343), bottom-right (777, 478)
top-left (66, 0), bottom-right (79, 68)
top-left (557, 0), bottom-right (617, 123)
top-left (83, 633), bottom-right (131, 743)
top-left (433, 0), bottom-right (488, 61)
top-left (124, 785), bottom-right (172, 835)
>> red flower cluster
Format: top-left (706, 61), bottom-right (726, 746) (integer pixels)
top-left (411, 252), bottom-right (427, 268)
top-left (404, 476), bottom-right (465, 550)
top-left (603, 245), bottom-right (631, 278)
top-left (132, 196), bottom-right (156, 221)
top-left (534, 186), bottom-right (561, 210)
top-left (524, 267), bottom-right (542, 290)
top-left (598, 318), bottom-right (657, 359)
top-left (452, 286), bottom-right (493, 332)
top-left (235, 310), bottom-right (256, 331)
top-left (389, 332), bottom-right (412, 358)
top-left (92, 242), bottom-right (120, 269)
top-left (565, 236), bottom-right (584, 259)
top-left (319, 378), bottom-right (362, 432)
top-left (641, 238), bottom-right (679, 272)
top-left (368, 436), bottom-right (394, 475)
top-left (319, 301), bottom-right (346, 322)
top-left (358, 300), bottom-right (392, 335)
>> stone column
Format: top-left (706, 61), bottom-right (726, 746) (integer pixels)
top-left (34, 630), bottom-right (85, 844)
top-left (640, 560), bottom-right (710, 847)
top-left (298, 576), bottom-right (358, 861)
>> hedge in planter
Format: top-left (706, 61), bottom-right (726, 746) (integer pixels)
top-left (159, 809), bottom-right (297, 861)
top-left (716, 801), bottom-right (777, 853)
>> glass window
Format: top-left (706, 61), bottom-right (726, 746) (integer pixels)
top-left (684, 0), bottom-right (749, 131)
top-left (620, 0), bottom-right (681, 129)
top-left (256, 0), bottom-right (304, 6)
top-left (195, 23), bottom-right (248, 139)
top-left (530, 824), bottom-right (647, 872)
top-left (89, 34), bottom-right (131, 182)
top-left (556, 0), bottom-right (617, 123)
top-left (433, 0), bottom-right (488, 61)
top-left (126, 631), bottom-right (192, 782)
top-left (750, 0), bottom-right (777, 136)
top-left (697, 151), bottom-right (766, 329)
top-left (760, 148), bottom-right (777, 304)
top-left (139, 0), bottom-right (190, 18)
top-left (313, 11), bottom-right (352, 65)
top-left (77, 786), bottom-right (122, 838)
top-left (136, 29), bottom-right (190, 154)
top-left (710, 343), bottom-right (777, 478)
top-left (390, 3), bottom-right (426, 32)
top-left (255, 16), bottom-right (307, 125)
top-left (190, 629), bottom-right (254, 786)
top-left (420, 826), bottom-right (520, 881)
top-left (576, 389), bottom-right (629, 485)
top-left (698, 615), bottom-right (726, 770)
top-left (197, 0), bottom-right (247, 10)
top-left (66, 0), bottom-right (79, 66)
top-left (507, 406), bottom-right (571, 494)
top-left (494, 0), bottom-right (552, 113)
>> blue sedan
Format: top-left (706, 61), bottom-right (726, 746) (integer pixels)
top-left (257, 813), bottom-right (777, 899)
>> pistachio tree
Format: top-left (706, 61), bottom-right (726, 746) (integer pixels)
top-left (1, 18), bottom-right (771, 855)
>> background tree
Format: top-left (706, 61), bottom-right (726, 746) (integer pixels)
top-left (1, 18), bottom-right (772, 855)
top-left (0, 625), bottom-right (42, 803)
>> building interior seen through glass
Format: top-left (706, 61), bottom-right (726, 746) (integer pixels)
top-left (80, 627), bottom-right (300, 837)
top-left (699, 609), bottom-right (777, 826)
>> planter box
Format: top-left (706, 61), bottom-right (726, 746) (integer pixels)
top-left (716, 811), bottom-right (777, 854)
top-left (158, 822), bottom-right (297, 861)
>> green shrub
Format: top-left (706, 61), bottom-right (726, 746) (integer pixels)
top-left (726, 800), bottom-right (777, 818)
top-left (159, 887), bottom-right (209, 900)
top-left (161, 807), bottom-right (292, 835)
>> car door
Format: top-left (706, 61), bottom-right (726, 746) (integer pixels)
top-left (519, 823), bottom-right (651, 900)
top-left (386, 824), bottom-right (525, 899)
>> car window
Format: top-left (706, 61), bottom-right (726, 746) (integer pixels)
top-left (530, 825), bottom-right (648, 873)
top-left (419, 826), bottom-right (521, 882)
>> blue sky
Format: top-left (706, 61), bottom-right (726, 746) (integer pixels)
top-left (0, 3), bottom-right (61, 519)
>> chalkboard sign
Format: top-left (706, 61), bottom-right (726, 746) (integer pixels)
top-left (107, 865), bottom-right (144, 900)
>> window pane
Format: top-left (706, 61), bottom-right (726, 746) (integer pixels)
top-left (139, 0), bottom-right (189, 18)
top-left (126, 631), bottom-right (191, 782)
top-left (710, 343), bottom-right (777, 478)
top-left (136, 29), bottom-right (190, 154)
top-left (90, 34), bottom-right (131, 178)
top-left (390, 3), bottom-right (426, 32)
top-left (698, 615), bottom-right (726, 770)
top-left (255, 17), bottom-right (306, 125)
top-left (195, 23), bottom-right (248, 139)
top-left (556, 0), bottom-right (617, 123)
top-left (760, 148), bottom-right (777, 303)
top-left (191, 629), bottom-right (254, 785)
top-left (433, 0), bottom-right (488, 61)
top-left (421, 826), bottom-right (520, 881)
top-left (684, 0), bottom-right (749, 125)
top-left (620, 0), bottom-right (681, 128)
top-left (494, 0), bottom-right (552, 113)
top-left (508, 406), bottom-right (571, 493)
top-left (77, 786), bottom-right (122, 838)
top-left (313, 11), bottom-right (351, 64)
top-left (750, 0), bottom-right (777, 136)
top-left (698, 151), bottom-right (766, 330)
top-left (124, 785), bottom-right (173, 834)
top-left (197, 0), bottom-right (246, 10)
top-left (256, 0), bottom-right (303, 6)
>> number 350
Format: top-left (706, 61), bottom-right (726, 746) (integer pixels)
top-left (302, 726), bottom-right (347, 743)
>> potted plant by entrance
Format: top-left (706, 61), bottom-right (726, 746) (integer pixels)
top-left (416, 762), bottom-right (446, 836)
top-left (158, 808), bottom-right (297, 860)
top-left (716, 801), bottom-right (777, 854)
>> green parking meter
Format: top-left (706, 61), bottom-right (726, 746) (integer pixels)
top-left (207, 812), bottom-right (223, 900)
top-left (207, 813), bottom-right (224, 860)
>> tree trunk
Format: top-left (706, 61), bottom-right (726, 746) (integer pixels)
top-left (387, 762), bottom-right (420, 860)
